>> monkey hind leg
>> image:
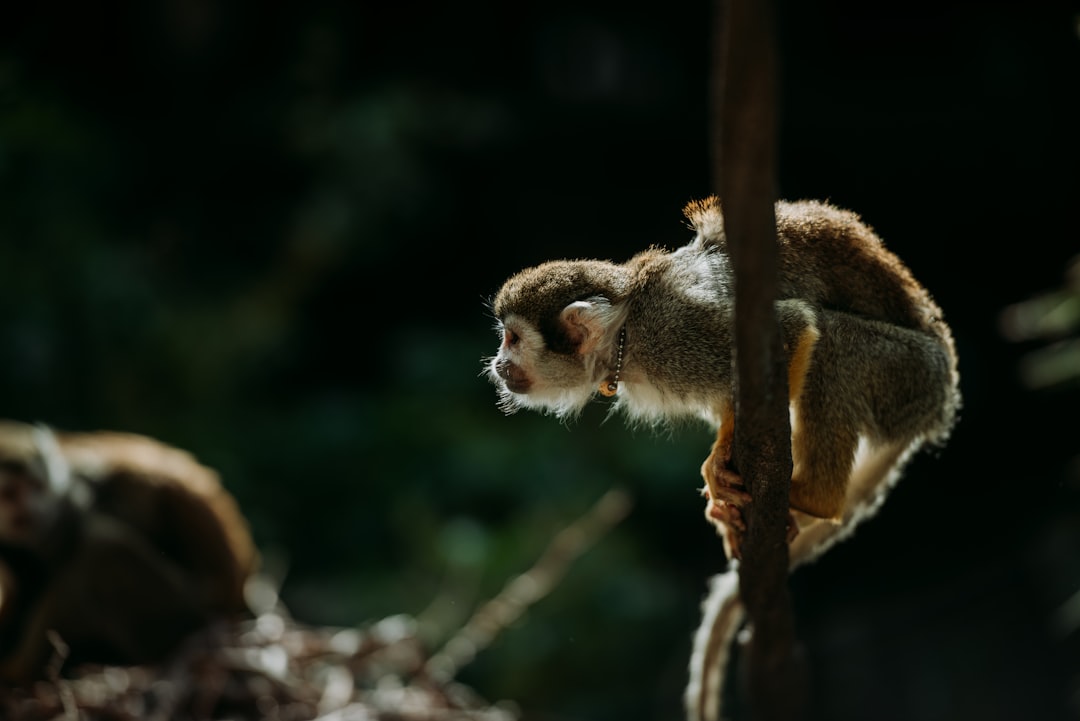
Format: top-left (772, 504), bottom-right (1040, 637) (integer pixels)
top-left (788, 410), bottom-right (858, 522)
top-left (788, 438), bottom-right (909, 568)
top-left (827, 312), bottom-right (958, 448)
top-left (787, 309), bottom-right (952, 523)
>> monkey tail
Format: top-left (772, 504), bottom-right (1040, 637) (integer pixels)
top-left (788, 439), bottom-right (912, 568)
top-left (686, 567), bottom-right (745, 721)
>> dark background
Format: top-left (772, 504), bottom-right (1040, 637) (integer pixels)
top-left (2, 2), bottom-right (1078, 720)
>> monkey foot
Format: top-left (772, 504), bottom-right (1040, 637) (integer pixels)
top-left (702, 464), bottom-right (749, 513)
top-left (705, 503), bottom-right (799, 560)
top-left (703, 494), bottom-right (747, 560)
top-left (700, 464), bottom-right (749, 523)
top-left (711, 503), bottom-right (745, 560)
top-left (703, 486), bottom-right (800, 560)
top-left (700, 459), bottom-right (751, 560)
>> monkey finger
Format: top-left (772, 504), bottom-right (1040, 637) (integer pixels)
top-left (702, 461), bottom-right (752, 504)
top-left (706, 499), bottom-right (747, 532)
top-left (707, 482), bottom-right (752, 507)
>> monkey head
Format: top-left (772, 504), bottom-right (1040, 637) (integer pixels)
top-left (486, 259), bottom-right (631, 418)
top-left (0, 422), bottom-right (73, 548)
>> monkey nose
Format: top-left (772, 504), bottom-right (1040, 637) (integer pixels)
top-left (495, 359), bottom-right (515, 382)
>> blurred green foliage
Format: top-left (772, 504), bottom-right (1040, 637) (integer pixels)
top-left (0, 9), bottom-right (722, 717)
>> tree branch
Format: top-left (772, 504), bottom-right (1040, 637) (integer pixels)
top-left (712, 0), bottom-right (807, 718)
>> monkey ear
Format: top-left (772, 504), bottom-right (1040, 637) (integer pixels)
top-left (560, 299), bottom-right (614, 355)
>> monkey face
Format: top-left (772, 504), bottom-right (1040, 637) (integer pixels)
top-left (0, 458), bottom-right (54, 546)
top-left (487, 314), bottom-right (596, 418)
top-left (486, 257), bottom-right (630, 419)
top-left (491, 319), bottom-right (535, 394)
top-left (0, 422), bottom-right (70, 547)
top-left (486, 295), bottom-right (627, 419)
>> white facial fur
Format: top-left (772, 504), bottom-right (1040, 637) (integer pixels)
top-left (487, 314), bottom-right (598, 419)
top-left (0, 425), bottom-right (83, 547)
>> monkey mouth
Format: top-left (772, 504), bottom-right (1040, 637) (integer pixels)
top-left (502, 377), bottom-right (531, 394)
top-left (494, 359), bottom-right (531, 394)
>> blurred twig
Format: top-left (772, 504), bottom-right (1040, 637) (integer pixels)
top-left (1000, 255), bottom-right (1080, 390)
top-left (0, 489), bottom-right (633, 721)
top-left (423, 488), bottom-right (633, 684)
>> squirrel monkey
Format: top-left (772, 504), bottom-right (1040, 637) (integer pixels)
top-left (0, 421), bottom-right (258, 683)
top-left (485, 197), bottom-right (960, 721)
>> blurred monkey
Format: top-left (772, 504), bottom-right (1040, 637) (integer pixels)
top-left (0, 421), bottom-right (257, 682)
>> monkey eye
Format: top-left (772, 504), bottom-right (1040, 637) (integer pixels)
top-left (503, 328), bottom-right (521, 347)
